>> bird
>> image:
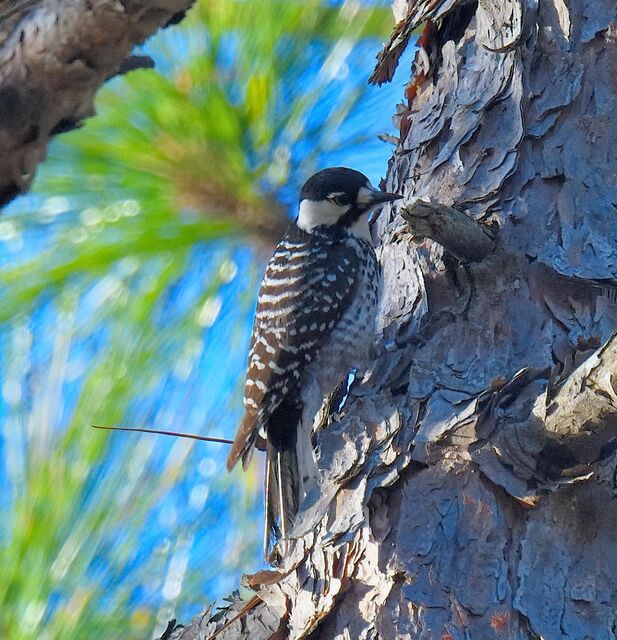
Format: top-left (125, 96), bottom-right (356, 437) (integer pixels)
top-left (226, 167), bottom-right (401, 557)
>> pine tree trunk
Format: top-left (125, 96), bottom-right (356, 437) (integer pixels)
top-left (174, 1), bottom-right (617, 638)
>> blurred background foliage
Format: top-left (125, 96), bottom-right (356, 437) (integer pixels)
top-left (0, 0), bottom-right (409, 638)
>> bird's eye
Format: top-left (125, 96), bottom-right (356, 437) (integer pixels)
top-left (330, 194), bottom-right (351, 206)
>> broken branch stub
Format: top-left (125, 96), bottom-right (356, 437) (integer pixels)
top-left (539, 330), bottom-right (617, 465)
top-left (400, 199), bottom-right (495, 263)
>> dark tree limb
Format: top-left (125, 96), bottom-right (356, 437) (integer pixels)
top-left (0, 0), bottom-right (195, 208)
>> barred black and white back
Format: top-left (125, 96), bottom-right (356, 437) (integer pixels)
top-left (226, 167), bottom-right (400, 558)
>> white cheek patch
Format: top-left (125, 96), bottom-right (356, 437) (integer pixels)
top-left (297, 199), bottom-right (350, 231)
top-left (357, 184), bottom-right (377, 206)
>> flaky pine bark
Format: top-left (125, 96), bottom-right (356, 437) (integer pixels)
top-left (0, 0), bottom-right (194, 207)
top-left (170, 1), bottom-right (617, 639)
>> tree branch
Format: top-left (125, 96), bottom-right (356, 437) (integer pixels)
top-left (0, 0), bottom-right (195, 208)
top-left (400, 199), bottom-right (496, 263)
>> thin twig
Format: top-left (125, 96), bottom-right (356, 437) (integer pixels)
top-left (92, 424), bottom-right (234, 445)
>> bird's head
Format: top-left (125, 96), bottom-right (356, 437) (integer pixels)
top-left (296, 167), bottom-right (401, 241)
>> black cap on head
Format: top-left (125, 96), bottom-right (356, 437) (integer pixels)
top-left (299, 167), bottom-right (370, 202)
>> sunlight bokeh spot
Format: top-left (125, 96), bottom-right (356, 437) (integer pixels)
top-left (0, 221), bottom-right (20, 242)
top-left (40, 196), bottom-right (70, 218)
top-left (197, 295), bottom-right (223, 327)
top-left (189, 484), bottom-right (210, 512)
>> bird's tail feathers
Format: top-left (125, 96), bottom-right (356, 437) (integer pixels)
top-left (265, 444), bottom-right (299, 559)
top-left (227, 411), bottom-right (260, 472)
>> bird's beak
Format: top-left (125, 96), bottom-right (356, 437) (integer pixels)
top-left (369, 191), bottom-right (403, 206)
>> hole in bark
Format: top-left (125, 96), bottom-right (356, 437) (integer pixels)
top-left (0, 182), bottom-right (21, 208)
top-left (435, 0), bottom-right (478, 48)
top-left (430, 0), bottom-right (479, 79)
top-left (537, 439), bottom-right (579, 478)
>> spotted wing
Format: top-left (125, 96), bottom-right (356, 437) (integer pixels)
top-left (227, 230), bottom-right (366, 469)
